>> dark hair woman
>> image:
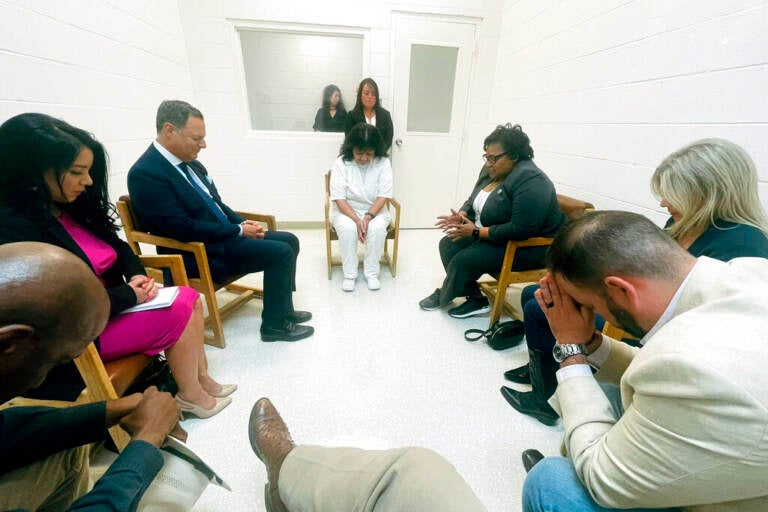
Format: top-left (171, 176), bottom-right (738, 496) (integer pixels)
top-left (419, 123), bottom-right (565, 318)
top-left (344, 78), bottom-right (393, 152)
top-left (330, 123), bottom-right (393, 292)
top-left (313, 84), bottom-right (347, 132)
top-left (0, 113), bottom-right (234, 418)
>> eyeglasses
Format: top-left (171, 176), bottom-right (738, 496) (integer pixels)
top-left (482, 152), bottom-right (509, 164)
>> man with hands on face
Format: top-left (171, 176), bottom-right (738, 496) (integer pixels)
top-left (0, 242), bottom-right (184, 512)
top-left (521, 211), bottom-right (768, 512)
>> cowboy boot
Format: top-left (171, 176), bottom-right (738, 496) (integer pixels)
top-left (248, 398), bottom-right (295, 512)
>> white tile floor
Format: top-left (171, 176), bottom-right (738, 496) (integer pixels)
top-left (184, 228), bottom-right (563, 512)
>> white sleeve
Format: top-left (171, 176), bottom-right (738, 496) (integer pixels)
top-left (329, 158), bottom-right (347, 201)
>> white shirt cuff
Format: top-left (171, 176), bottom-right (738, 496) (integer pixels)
top-left (238, 224), bottom-right (244, 236)
top-left (556, 363), bottom-right (593, 384)
top-left (587, 337), bottom-right (612, 368)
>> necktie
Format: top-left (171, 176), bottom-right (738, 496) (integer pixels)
top-left (178, 163), bottom-right (229, 223)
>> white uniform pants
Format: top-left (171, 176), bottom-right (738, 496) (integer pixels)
top-left (330, 208), bottom-right (391, 279)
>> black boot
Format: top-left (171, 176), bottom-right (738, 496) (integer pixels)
top-left (500, 349), bottom-right (559, 426)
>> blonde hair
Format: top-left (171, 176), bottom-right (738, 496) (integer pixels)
top-left (651, 138), bottom-right (768, 242)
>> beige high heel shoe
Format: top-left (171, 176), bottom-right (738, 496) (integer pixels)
top-left (209, 384), bottom-right (238, 398)
top-left (176, 395), bottom-right (232, 419)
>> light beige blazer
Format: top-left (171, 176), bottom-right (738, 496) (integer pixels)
top-left (551, 257), bottom-right (768, 511)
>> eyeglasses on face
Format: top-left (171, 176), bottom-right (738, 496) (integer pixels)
top-left (482, 152), bottom-right (509, 164)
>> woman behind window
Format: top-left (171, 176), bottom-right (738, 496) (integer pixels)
top-left (345, 78), bottom-right (393, 152)
top-left (0, 113), bottom-right (235, 419)
top-left (329, 123), bottom-right (393, 292)
top-left (313, 84), bottom-right (347, 132)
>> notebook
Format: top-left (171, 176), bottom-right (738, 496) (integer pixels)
top-left (121, 286), bottom-right (179, 314)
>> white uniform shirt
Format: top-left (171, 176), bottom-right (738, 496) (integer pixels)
top-left (329, 156), bottom-right (393, 212)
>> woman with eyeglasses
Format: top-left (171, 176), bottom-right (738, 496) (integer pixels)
top-left (419, 124), bottom-right (565, 317)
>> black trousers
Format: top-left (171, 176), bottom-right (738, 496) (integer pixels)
top-left (437, 235), bottom-right (547, 306)
top-left (212, 231), bottom-right (300, 326)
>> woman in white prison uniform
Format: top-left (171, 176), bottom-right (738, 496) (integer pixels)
top-left (329, 122), bottom-right (393, 292)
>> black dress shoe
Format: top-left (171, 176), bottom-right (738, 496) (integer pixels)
top-left (260, 321), bottom-right (314, 342)
top-left (500, 386), bottom-right (559, 426)
top-left (504, 364), bottom-right (531, 384)
top-left (522, 449), bottom-right (544, 473)
top-left (286, 310), bottom-right (312, 323)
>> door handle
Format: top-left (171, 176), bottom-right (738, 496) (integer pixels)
top-left (395, 139), bottom-right (403, 147)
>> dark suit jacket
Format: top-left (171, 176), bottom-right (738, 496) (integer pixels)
top-left (127, 144), bottom-right (245, 280)
top-left (0, 208), bottom-right (145, 400)
top-left (1, 404), bottom-right (162, 511)
top-left (344, 106), bottom-right (394, 151)
top-left (459, 160), bottom-right (565, 245)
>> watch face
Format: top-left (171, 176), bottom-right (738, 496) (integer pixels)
top-left (553, 344), bottom-right (585, 363)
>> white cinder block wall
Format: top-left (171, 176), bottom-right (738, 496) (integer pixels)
top-left (175, 0), bottom-right (504, 222)
top-left (491, 0), bottom-right (768, 225)
top-left (0, 0), bottom-right (194, 200)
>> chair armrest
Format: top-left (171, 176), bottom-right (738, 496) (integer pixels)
top-left (507, 237), bottom-right (554, 249)
top-left (388, 197), bottom-right (401, 214)
top-left (235, 212), bottom-right (277, 231)
top-left (129, 233), bottom-right (209, 278)
top-left (138, 254), bottom-right (189, 287)
top-left (73, 343), bottom-right (118, 402)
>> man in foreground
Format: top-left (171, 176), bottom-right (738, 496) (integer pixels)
top-left (524, 211), bottom-right (768, 511)
top-left (0, 242), bottom-right (183, 511)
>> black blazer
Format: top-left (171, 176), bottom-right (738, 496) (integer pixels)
top-left (0, 209), bottom-right (144, 317)
top-left (460, 160), bottom-right (565, 245)
top-left (127, 144), bottom-right (245, 279)
top-left (344, 106), bottom-right (394, 151)
top-left (0, 207), bottom-right (145, 400)
top-left (313, 107), bottom-right (346, 132)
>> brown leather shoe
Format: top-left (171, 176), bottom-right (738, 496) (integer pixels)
top-left (248, 398), bottom-right (294, 512)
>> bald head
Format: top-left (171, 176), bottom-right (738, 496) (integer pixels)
top-left (0, 242), bottom-right (109, 402)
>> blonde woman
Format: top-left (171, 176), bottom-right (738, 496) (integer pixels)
top-left (652, 138), bottom-right (768, 257)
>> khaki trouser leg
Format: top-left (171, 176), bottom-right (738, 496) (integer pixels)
top-left (0, 445), bottom-right (90, 512)
top-left (279, 445), bottom-right (487, 512)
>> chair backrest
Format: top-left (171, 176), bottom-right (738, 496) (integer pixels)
top-left (116, 195), bottom-right (145, 255)
top-left (557, 194), bottom-right (595, 221)
top-left (325, 171), bottom-right (331, 195)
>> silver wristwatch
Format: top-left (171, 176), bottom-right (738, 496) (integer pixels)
top-left (552, 343), bottom-right (588, 363)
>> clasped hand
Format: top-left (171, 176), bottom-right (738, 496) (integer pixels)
top-left (241, 220), bottom-right (266, 239)
top-left (535, 274), bottom-right (595, 344)
top-left (128, 275), bottom-right (158, 304)
top-left (108, 386), bottom-right (186, 447)
top-left (357, 215), bottom-right (370, 243)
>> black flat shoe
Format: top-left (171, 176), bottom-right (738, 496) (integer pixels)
top-left (419, 289), bottom-right (441, 311)
top-left (522, 449), bottom-right (544, 473)
top-left (504, 364), bottom-right (531, 384)
top-left (500, 386), bottom-right (559, 426)
top-left (261, 321), bottom-right (314, 342)
top-left (286, 310), bottom-right (312, 323)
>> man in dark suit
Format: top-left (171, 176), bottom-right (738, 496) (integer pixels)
top-left (127, 100), bottom-right (313, 342)
top-left (0, 242), bottom-right (183, 511)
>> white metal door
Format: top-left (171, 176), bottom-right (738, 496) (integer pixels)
top-left (391, 15), bottom-right (476, 228)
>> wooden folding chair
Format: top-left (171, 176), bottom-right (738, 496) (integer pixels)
top-left (324, 171), bottom-right (401, 279)
top-left (479, 195), bottom-right (595, 327)
top-left (117, 195), bottom-right (276, 348)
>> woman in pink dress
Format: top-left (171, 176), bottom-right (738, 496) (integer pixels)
top-left (0, 113), bottom-right (234, 419)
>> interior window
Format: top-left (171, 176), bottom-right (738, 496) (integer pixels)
top-left (238, 29), bottom-right (364, 131)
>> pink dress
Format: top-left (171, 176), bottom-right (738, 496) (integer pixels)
top-left (59, 214), bottom-right (199, 362)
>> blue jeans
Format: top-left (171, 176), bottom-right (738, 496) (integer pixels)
top-left (523, 457), bottom-right (681, 512)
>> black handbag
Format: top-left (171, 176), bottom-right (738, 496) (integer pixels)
top-left (464, 320), bottom-right (525, 350)
top-left (124, 355), bottom-right (179, 396)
